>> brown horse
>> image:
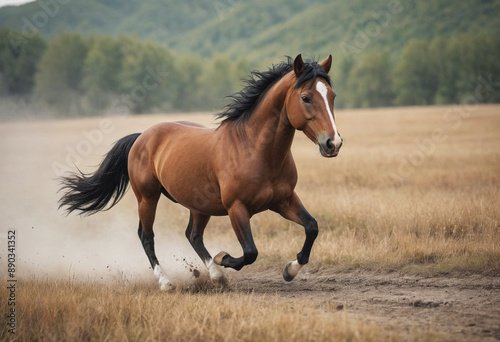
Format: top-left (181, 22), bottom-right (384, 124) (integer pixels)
top-left (59, 54), bottom-right (343, 290)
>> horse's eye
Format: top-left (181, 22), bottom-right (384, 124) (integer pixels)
top-left (301, 95), bottom-right (312, 104)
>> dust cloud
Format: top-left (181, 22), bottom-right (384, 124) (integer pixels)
top-left (0, 114), bottom-right (223, 289)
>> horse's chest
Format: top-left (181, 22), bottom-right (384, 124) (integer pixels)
top-left (245, 179), bottom-right (294, 214)
top-left (219, 155), bottom-right (297, 214)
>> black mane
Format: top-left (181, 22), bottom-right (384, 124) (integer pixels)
top-left (216, 57), bottom-right (331, 124)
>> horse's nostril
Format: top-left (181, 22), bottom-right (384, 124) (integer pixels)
top-left (339, 138), bottom-right (343, 149)
top-left (326, 138), bottom-right (334, 150)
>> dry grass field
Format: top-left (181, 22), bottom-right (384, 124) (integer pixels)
top-left (1, 104), bottom-right (499, 341)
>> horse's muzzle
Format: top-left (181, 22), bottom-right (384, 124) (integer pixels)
top-left (319, 136), bottom-right (343, 157)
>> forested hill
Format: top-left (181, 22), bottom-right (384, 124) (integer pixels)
top-left (0, 1), bottom-right (217, 45)
top-left (1, 0), bottom-right (498, 61)
top-left (1, 0), bottom-right (499, 117)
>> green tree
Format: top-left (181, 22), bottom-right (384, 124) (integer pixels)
top-left (332, 57), bottom-right (354, 109)
top-left (429, 34), bottom-right (500, 104)
top-left (0, 28), bottom-right (46, 96)
top-left (453, 34), bottom-right (500, 103)
top-left (430, 37), bottom-right (460, 104)
top-left (345, 48), bottom-right (395, 108)
top-left (393, 40), bottom-right (438, 106)
top-left (197, 54), bottom-right (237, 111)
top-left (82, 35), bottom-right (128, 110)
top-left (172, 54), bottom-right (204, 111)
top-left (34, 32), bottom-right (88, 114)
top-left (232, 57), bottom-right (255, 85)
top-left (118, 37), bottom-right (175, 113)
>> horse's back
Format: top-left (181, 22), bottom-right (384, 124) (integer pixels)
top-left (144, 120), bottom-right (210, 136)
top-left (132, 120), bottom-right (216, 171)
top-left (134, 121), bottom-right (213, 150)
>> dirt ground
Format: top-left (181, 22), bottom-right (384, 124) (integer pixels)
top-left (226, 266), bottom-right (500, 341)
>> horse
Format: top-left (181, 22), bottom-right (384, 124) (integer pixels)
top-left (59, 54), bottom-right (343, 290)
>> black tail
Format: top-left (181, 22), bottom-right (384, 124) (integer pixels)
top-left (58, 133), bottom-right (141, 216)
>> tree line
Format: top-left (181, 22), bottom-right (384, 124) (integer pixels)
top-left (0, 28), bottom-right (499, 118)
top-left (337, 33), bottom-right (500, 108)
top-left (0, 29), bottom-right (255, 117)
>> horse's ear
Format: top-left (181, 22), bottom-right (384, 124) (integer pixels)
top-left (320, 55), bottom-right (332, 74)
top-left (293, 54), bottom-right (305, 77)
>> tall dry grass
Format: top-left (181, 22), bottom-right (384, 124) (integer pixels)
top-left (0, 277), bottom-right (418, 342)
top-left (0, 105), bottom-right (498, 341)
top-left (245, 105), bottom-right (500, 275)
top-left (4, 104), bottom-right (492, 277)
top-left (176, 105), bottom-right (499, 275)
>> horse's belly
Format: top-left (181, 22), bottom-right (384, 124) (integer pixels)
top-left (151, 123), bottom-right (227, 215)
top-left (163, 171), bottom-right (227, 216)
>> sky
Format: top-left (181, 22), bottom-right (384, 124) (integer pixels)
top-left (0, 0), bottom-right (34, 7)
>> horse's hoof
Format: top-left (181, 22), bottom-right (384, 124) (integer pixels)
top-left (283, 260), bottom-right (303, 282)
top-left (213, 251), bottom-right (228, 266)
top-left (158, 274), bottom-right (175, 292)
top-left (208, 263), bottom-right (227, 285)
top-left (159, 280), bottom-right (175, 292)
top-left (283, 262), bottom-right (295, 282)
top-left (154, 264), bottom-right (175, 292)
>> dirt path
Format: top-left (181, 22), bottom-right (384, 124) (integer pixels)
top-left (227, 267), bottom-right (500, 341)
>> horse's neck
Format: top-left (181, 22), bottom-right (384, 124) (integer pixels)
top-left (241, 74), bottom-right (296, 165)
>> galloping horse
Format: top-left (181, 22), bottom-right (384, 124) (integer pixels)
top-left (59, 54), bottom-right (343, 290)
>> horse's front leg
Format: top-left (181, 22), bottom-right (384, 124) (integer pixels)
top-left (272, 192), bottom-right (319, 281)
top-left (213, 202), bottom-right (258, 271)
top-left (185, 212), bottom-right (227, 285)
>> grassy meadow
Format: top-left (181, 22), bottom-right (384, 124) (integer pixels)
top-left (232, 104), bottom-right (500, 275)
top-left (0, 104), bottom-right (499, 341)
top-left (273, 104), bottom-right (500, 275)
top-left (2, 279), bottom-right (402, 342)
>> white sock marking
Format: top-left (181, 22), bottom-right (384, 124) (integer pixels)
top-left (154, 264), bottom-right (174, 291)
top-left (288, 260), bottom-right (303, 278)
top-left (206, 258), bottom-right (225, 281)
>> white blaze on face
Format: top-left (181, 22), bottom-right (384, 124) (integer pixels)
top-left (315, 80), bottom-right (342, 148)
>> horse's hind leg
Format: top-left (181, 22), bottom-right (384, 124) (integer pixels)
top-left (135, 188), bottom-right (174, 291)
top-left (185, 212), bottom-right (226, 284)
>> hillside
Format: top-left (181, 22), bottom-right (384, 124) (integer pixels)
top-left (0, 1), bottom-right (216, 42)
top-left (0, 0), bottom-right (499, 117)
top-left (1, 0), bottom-right (499, 62)
top-left (168, 0), bottom-right (500, 62)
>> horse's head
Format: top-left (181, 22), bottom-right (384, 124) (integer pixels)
top-left (286, 54), bottom-right (343, 158)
